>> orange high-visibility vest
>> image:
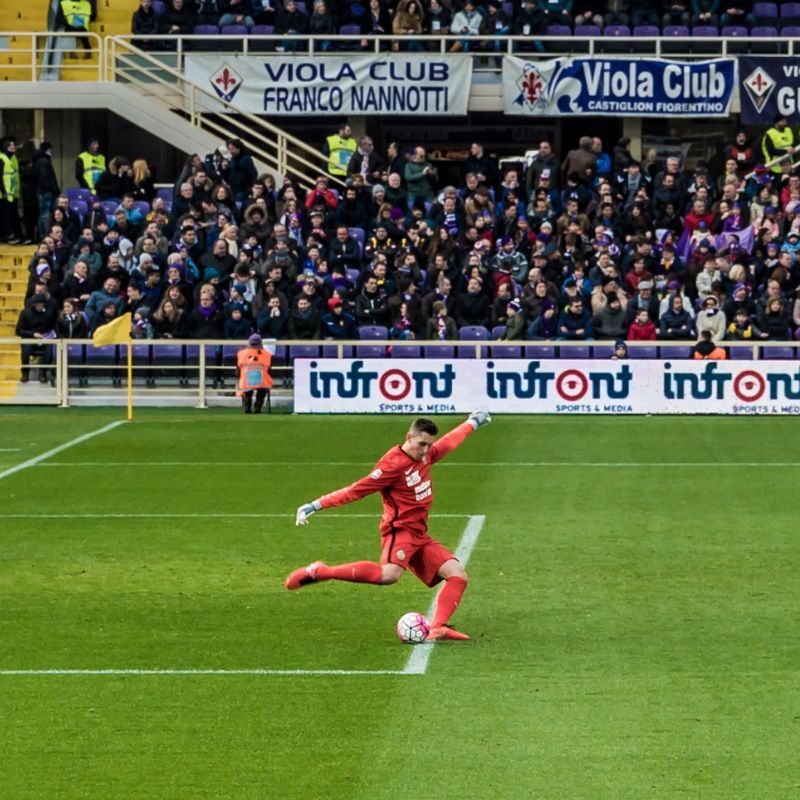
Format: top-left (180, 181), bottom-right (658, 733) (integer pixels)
top-left (236, 347), bottom-right (273, 396)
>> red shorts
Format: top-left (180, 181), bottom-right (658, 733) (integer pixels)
top-left (380, 531), bottom-right (456, 587)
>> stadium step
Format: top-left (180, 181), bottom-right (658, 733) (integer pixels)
top-left (9, 1), bottom-right (53, 32)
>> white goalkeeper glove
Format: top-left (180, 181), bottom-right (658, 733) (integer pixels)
top-left (296, 500), bottom-right (322, 526)
top-left (468, 411), bottom-right (492, 430)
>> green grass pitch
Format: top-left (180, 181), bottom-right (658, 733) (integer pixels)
top-left (0, 408), bottom-right (798, 799)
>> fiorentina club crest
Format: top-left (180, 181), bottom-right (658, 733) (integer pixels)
top-left (210, 64), bottom-right (243, 103)
top-left (743, 65), bottom-right (775, 114)
top-left (514, 62), bottom-right (550, 112)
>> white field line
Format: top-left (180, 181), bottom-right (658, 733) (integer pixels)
top-left (34, 461), bottom-right (800, 468)
top-left (0, 421), bottom-right (126, 481)
top-left (0, 448), bottom-right (21, 452)
top-left (403, 514), bottom-right (486, 676)
top-left (0, 668), bottom-right (409, 677)
top-left (0, 512), bottom-right (470, 519)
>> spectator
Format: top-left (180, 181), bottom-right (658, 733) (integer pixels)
top-left (500, 299), bottom-right (526, 340)
top-left (627, 307), bottom-right (657, 340)
top-left (757, 297), bottom-right (791, 340)
top-left (593, 294), bottom-right (627, 340)
top-left (557, 296), bottom-right (594, 340)
top-left (321, 296), bottom-right (358, 339)
top-left (696, 295), bottom-right (726, 343)
top-left (392, 0), bottom-right (425, 50)
top-left (16, 294), bottom-right (58, 383)
top-left (726, 307), bottom-right (765, 341)
top-left (308, 0), bottom-right (335, 48)
top-left (0, 136), bottom-right (24, 245)
top-left (659, 295), bottom-right (695, 340)
top-left (449, 0), bottom-right (482, 51)
top-left (692, 329), bottom-right (727, 359)
top-left (425, 299), bottom-right (458, 339)
top-left (355, 273), bottom-right (390, 327)
top-left (32, 141), bottom-right (60, 241)
top-left (220, 139), bottom-right (257, 201)
top-left (219, 0), bottom-right (256, 28)
top-left (132, 0), bottom-right (162, 46)
top-left (453, 276), bottom-right (491, 328)
top-left (347, 137), bottom-right (385, 185)
top-left (289, 295), bottom-right (321, 338)
top-left (562, 136), bottom-right (596, 186)
top-left (152, 296), bottom-right (188, 338)
top-left (404, 147), bottom-right (437, 204)
top-left (322, 122), bottom-right (357, 179)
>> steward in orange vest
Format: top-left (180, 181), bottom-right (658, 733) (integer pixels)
top-left (692, 330), bottom-right (727, 360)
top-left (236, 333), bottom-right (273, 413)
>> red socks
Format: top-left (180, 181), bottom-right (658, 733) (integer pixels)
top-left (316, 561), bottom-right (384, 584)
top-left (430, 577), bottom-right (468, 628)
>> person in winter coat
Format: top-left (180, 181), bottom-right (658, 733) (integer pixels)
top-left (289, 295), bottom-right (321, 338)
top-left (695, 294), bottom-right (726, 343)
top-left (354, 274), bottom-right (390, 328)
top-left (321, 296), bottom-right (358, 339)
top-left (16, 293), bottom-right (58, 382)
top-left (659, 294), bottom-right (695, 339)
top-left (151, 296), bottom-right (188, 338)
top-left (224, 302), bottom-right (254, 339)
top-left (628, 307), bottom-right (657, 340)
top-left (453, 276), bottom-right (491, 328)
top-left (500, 299), bottom-right (526, 340)
top-left (757, 297), bottom-right (792, 340)
top-left (221, 139), bottom-right (257, 201)
top-left (527, 297), bottom-right (558, 340)
top-left (557, 296), bottom-right (595, 340)
top-left (132, 0), bottom-right (162, 48)
top-left (32, 142), bottom-right (60, 239)
top-left (593, 294), bottom-right (628, 340)
top-left (424, 300), bottom-right (458, 339)
top-left (692, 330), bottom-right (727, 359)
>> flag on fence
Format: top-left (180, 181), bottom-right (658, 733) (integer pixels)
top-left (92, 312), bottom-right (131, 348)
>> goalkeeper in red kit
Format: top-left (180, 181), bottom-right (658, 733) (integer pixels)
top-left (284, 412), bottom-right (491, 641)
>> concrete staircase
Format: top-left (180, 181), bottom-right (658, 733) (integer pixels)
top-left (0, 244), bottom-right (29, 400)
top-left (0, 1), bottom-right (53, 81)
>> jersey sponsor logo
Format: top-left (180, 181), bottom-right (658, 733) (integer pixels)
top-left (396, 549), bottom-right (406, 561)
top-left (405, 470), bottom-right (421, 487)
top-left (370, 468), bottom-right (383, 480)
top-left (414, 479), bottom-right (432, 502)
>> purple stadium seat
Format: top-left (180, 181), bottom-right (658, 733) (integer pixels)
top-left (562, 345), bottom-right (591, 359)
top-left (662, 25), bottom-right (690, 52)
top-left (294, 1), bottom-right (307, 13)
top-left (152, 0), bottom-right (165, 13)
top-left (355, 344), bottom-right (387, 358)
top-left (131, 343), bottom-right (151, 367)
top-left (67, 343), bottom-right (86, 364)
top-left (289, 344), bottom-right (320, 361)
top-left (574, 24), bottom-right (601, 36)
top-left (424, 344), bottom-right (456, 359)
top-left (390, 345), bottom-right (422, 358)
top-left (321, 345), bottom-right (353, 357)
top-left (604, 24), bottom-right (631, 36)
top-left (545, 24), bottom-right (572, 36)
top-left (662, 24), bottom-right (690, 35)
top-left (358, 325), bottom-right (388, 340)
top-left (70, 199), bottom-right (88, 218)
top-left (752, 2), bottom-right (778, 24)
top-left (156, 186), bottom-right (173, 202)
top-left (628, 345), bottom-right (657, 359)
top-left (781, 2), bottom-right (800, 24)
top-left (749, 26), bottom-right (780, 51)
top-left (780, 25), bottom-right (800, 36)
top-left (729, 346), bottom-right (754, 360)
top-left (691, 24), bottom-right (719, 52)
top-left (491, 342), bottom-right (521, 359)
top-left (750, 24), bottom-right (779, 35)
top-left (491, 325), bottom-right (505, 340)
top-left (524, 345), bottom-right (555, 359)
top-left (221, 24), bottom-right (248, 35)
top-left (338, 24), bottom-right (360, 34)
top-left (659, 345), bottom-right (692, 359)
top-left (65, 187), bottom-right (91, 204)
top-left (457, 325), bottom-right (490, 358)
top-left (632, 24), bottom-right (659, 36)
top-left (193, 24), bottom-right (219, 35)
top-left (348, 228), bottom-right (365, 254)
top-left (133, 200), bottom-right (150, 215)
top-left (251, 24), bottom-right (274, 34)
top-left (101, 200), bottom-right (117, 217)
top-left (151, 343), bottom-right (185, 364)
top-left (691, 24), bottom-right (719, 35)
top-left (592, 344), bottom-right (615, 358)
top-left (346, 268), bottom-right (360, 287)
top-left (762, 345), bottom-right (795, 359)
top-left (86, 344), bottom-right (118, 364)
top-left (721, 25), bottom-right (748, 36)
top-left (501, 2), bottom-right (513, 19)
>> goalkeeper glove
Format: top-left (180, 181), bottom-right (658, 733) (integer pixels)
top-left (296, 500), bottom-right (322, 526)
top-left (468, 411), bottom-right (492, 430)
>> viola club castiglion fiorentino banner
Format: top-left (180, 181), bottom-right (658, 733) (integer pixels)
top-left (502, 55), bottom-right (736, 116)
top-left (185, 54), bottom-right (472, 115)
top-left (294, 359), bottom-right (800, 415)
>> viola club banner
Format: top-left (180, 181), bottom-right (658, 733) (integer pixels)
top-left (740, 57), bottom-right (800, 125)
top-left (185, 54), bottom-right (472, 115)
top-left (294, 359), bottom-right (800, 414)
top-left (503, 56), bottom-right (736, 117)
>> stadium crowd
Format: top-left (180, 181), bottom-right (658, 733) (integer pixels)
top-left (6, 112), bottom-right (800, 382)
top-left (128, 0), bottom-right (800, 44)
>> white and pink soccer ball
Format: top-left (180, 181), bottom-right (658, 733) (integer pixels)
top-left (396, 612), bottom-right (429, 644)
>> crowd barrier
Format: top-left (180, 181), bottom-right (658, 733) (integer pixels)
top-left (1, 338), bottom-right (797, 411)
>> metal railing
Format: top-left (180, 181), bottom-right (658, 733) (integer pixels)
top-left (104, 36), bottom-right (344, 191)
top-left (0, 31), bottom-right (102, 80)
top-left (0, 337), bottom-right (793, 408)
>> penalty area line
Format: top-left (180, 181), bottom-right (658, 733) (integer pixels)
top-left (0, 421), bottom-right (126, 481)
top-left (0, 668), bottom-right (409, 677)
top-left (403, 514), bottom-right (486, 676)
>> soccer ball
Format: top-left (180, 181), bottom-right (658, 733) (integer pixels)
top-left (396, 612), bottom-right (429, 644)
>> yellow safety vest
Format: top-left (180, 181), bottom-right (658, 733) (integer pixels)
top-left (762, 126), bottom-right (795, 173)
top-left (60, 0), bottom-right (92, 28)
top-left (0, 153), bottom-right (19, 201)
top-left (325, 134), bottom-right (356, 177)
top-left (78, 151), bottom-right (105, 192)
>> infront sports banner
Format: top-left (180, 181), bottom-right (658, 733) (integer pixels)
top-left (740, 57), bottom-right (800, 125)
top-left (294, 359), bottom-right (800, 414)
top-left (503, 56), bottom-right (736, 117)
top-left (185, 54), bottom-right (472, 115)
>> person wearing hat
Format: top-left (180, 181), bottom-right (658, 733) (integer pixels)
top-left (612, 339), bottom-right (628, 359)
top-left (236, 333), bottom-right (272, 414)
top-left (499, 298), bottom-right (526, 340)
top-left (762, 113), bottom-right (798, 175)
top-left (593, 292), bottom-right (628, 340)
top-left (692, 329), bottom-right (727, 360)
top-left (321, 295), bottom-right (358, 340)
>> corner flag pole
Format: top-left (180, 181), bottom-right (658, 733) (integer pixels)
top-left (127, 342), bottom-right (133, 421)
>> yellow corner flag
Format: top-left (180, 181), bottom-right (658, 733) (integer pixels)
top-left (92, 312), bottom-right (134, 420)
top-left (92, 312), bottom-right (132, 347)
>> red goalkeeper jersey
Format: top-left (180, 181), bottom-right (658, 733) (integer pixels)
top-left (318, 421), bottom-right (474, 538)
